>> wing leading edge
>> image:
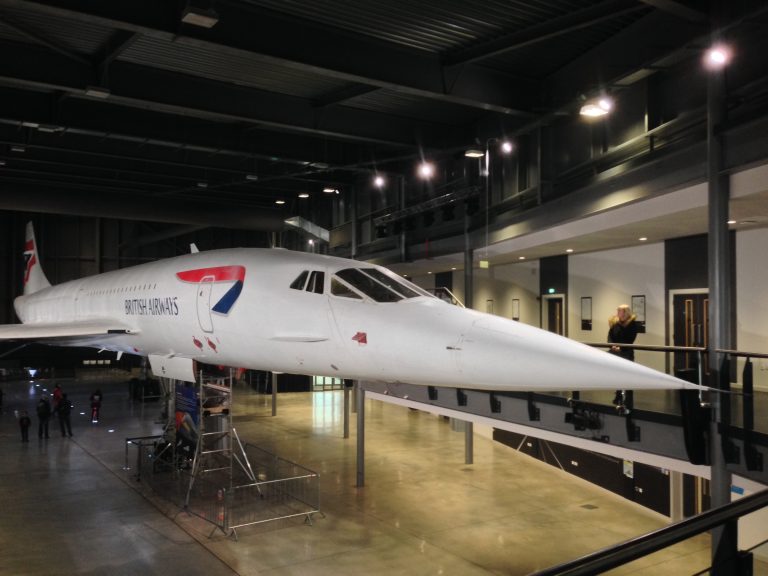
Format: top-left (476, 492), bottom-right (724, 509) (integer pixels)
top-left (0, 319), bottom-right (136, 341)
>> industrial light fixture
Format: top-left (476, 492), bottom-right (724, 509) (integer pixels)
top-left (298, 193), bottom-right (309, 199)
top-left (322, 187), bottom-right (337, 193)
top-left (500, 140), bottom-right (513, 154)
top-left (245, 174), bottom-right (259, 181)
top-left (518, 256), bottom-right (526, 260)
top-left (181, 3), bottom-right (219, 28)
top-left (373, 174), bottom-right (385, 188)
top-left (479, 260), bottom-right (490, 269)
top-left (580, 97), bottom-right (613, 117)
top-left (566, 248), bottom-right (574, 253)
top-left (418, 162), bottom-right (434, 179)
top-left (10, 145), bottom-right (25, 153)
top-left (464, 149), bottom-right (484, 158)
top-left (196, 182), bottom-right (208, 188)
top-left (705, 44), bottom-right (732, 69)
top-left (275, 199), bottom-right (285, 205)
top-left (638, 237), bottom-right (648, 242)
top-left (84, 85), bottom-right (111, 99)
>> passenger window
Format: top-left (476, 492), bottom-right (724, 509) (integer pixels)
top-left (306, 271), bottom-right (325, 294)
top-left (290, 270), bottom-right (309, 290)
top-left (331, 278), bottom-right (362, 299)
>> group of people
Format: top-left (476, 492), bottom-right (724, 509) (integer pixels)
top-left (17, 384), bottom-right (103, 442)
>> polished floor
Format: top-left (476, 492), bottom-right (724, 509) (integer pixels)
top-left (1, 375), bottom-right (765, 575)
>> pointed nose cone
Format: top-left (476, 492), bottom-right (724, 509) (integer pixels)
top-left (458, 314), bottom-right (701, 392)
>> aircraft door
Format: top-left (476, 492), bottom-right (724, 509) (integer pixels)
top-left (197, 276), bottom-right (214, 333)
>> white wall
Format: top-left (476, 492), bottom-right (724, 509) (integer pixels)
top-left (568, 243), bottom-right (667, 372)
top-left (449, 260), bottom-right (541, 326)
top-left (736, 228), bottom-right (768, 390)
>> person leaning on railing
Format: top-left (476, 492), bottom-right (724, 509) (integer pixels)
top-left (608, 304), bottom-right (638, 413)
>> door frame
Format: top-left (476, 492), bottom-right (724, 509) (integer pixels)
top-left (542, 293), bottom-right (566, 336)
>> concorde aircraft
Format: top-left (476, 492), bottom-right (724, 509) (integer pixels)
top-left (0, 222), bottom-right (702, 392)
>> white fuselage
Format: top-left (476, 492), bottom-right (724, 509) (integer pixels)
top-left (13, 247), bottom-right (696, 391)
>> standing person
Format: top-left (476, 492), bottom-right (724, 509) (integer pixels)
top-left (90, 389), bottom-right (102, 423)
top-left (36, 395), bottom-right (52, 439)
top-left (608, 304), bottom-right (639, 413)
top-left (52, 383), bottom-right (63, 411)
top-left (56, 393), bottom-right (73, 437)
top-left (19, 410), bottom-right (31, 442)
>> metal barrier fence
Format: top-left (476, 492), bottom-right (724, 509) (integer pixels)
top-left (125, 436), bottom-right (320, 537)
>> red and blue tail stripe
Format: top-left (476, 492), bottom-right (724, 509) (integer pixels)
top-left (176, 265), bottom-right (246, 315)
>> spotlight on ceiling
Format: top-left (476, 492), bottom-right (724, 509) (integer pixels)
top-left (181, 4), bottom-right (219, 28)
top-left (373, 175), bottom-right (385, 188)
top-left (500, 140), bottom-right (513, 154)
top-left (298, 193), bottom-right (309, 199)
top-left (275, 199), bottom-right (285, 205)
top-left (323, 187), bottom-right (337, 193)
top-left (464, 149), bottom-right (484, 158)
top-left (705, 44), bottom-right (732, 69)
top-left (580, 97), bottom-right (613, 117)
top-left (418, 162), bottom-right (434, 179)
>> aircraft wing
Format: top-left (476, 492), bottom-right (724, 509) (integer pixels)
top-left (0, 319), bottom-right (136, 341)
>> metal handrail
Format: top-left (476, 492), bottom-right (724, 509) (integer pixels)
top-left (532, 489), bottom-right (768, 576)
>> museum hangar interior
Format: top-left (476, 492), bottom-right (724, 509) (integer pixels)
top-left (1, 1), bottom-right (768, 574)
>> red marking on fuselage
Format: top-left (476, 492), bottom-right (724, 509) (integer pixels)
top-left (192, 336), bottom-right (203, 350)
top-left (206, 338), bottom-right (218, 352)
top-left (352, 332), bottom-right (367, 345)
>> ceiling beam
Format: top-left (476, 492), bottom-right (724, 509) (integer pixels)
top-left (0, 40), bottom-right (470, 150)
top-left (639, 0), bottom-right (708, 23)
top-left (2, 0), bottom-right (537, 117)
top-left (443, 0), bottom-right (648, 67)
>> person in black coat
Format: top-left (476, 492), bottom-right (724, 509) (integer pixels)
top-left (56, 393), bottom-right (74, 437)
top-left (36, 396), bottom-right (52, 439)
top-left (608, 304), bottom-right (638, 412)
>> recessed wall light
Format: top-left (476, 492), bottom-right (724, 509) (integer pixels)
top-left (639, 237), bottom-right (648, 242)
top-left (323, 187), bottom-right (336, 193)
top-left (518, 256), bottom-right (526, 260)
top-left (275, 199), bottom-right (285, 205)
top-left (566, 248), bottom-right (574, 253)
top-left (727, 220), bottom-right (736, 225)
top-left (298, 193), bottom-right (309, 199)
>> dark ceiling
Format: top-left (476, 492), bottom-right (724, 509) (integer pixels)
top-left (0, 0), bottom-right (753, 235)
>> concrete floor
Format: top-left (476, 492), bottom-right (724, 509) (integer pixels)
top-left (0, 375), bottom-right (765, 575)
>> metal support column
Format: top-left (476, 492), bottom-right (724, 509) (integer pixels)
top-left (670, 470), bottom-right (684, 523)
top-left (465, 421), bottom-right (474, 465)
top-left (464, 242), bottom-right (474, 310)
top-left (706, 11), bottom-right (735, 574)
top-left (356, 382), bottom-right (365, 487)
top-left (398, 176), bottom-right (407, 263)
top-left (271, 372), bottom-right (278, 416)
top-left (350, 186), bottom-right (358, 260)
top-left (343, 381), bottom-right (350, 439)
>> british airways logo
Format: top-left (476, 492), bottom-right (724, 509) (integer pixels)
top-left (23, 239), bottom-right (36, 285)
top-left (176, 265), bottom-right (246, 315)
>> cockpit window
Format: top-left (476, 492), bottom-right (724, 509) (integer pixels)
top-left (290, 270), bottom-right (324, 294)
top-left (331, 278), bottom-right (362, 299)
top-left (290, 271), bottom-right (309, 291)
top-left (306, 271), bottom-right (324, 294)
top-left (362, 268), bottom-right (422, 299)
top-left (334, 267), bottom-right (432, 303)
